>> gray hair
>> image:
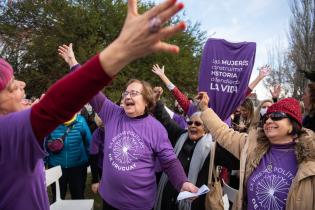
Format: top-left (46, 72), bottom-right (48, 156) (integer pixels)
top-left (190, 111), bottom-right (202, 118)
top-left (189, 111), bottom-right (209, 133)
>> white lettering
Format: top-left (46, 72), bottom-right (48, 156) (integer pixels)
top-left (210, 83), bottom-right (219, 91)
top-left (221, 60), bottom-right (249, 66)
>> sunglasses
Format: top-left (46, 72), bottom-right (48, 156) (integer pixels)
top-left (187, 121), bottom-right (203, 126)
top-left (262, 112), bottom-right (288, 124)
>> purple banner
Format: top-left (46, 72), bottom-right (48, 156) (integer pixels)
top-left (198, 38), bottom-right (256, 121)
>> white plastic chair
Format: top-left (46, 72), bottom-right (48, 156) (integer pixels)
top-left (45, 166), bottom-right (94, 210)
top-left (222, 179), bottom-right (238, 204)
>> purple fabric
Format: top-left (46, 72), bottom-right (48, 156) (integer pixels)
top-left (224, 116), bottom-right (231, 127)
top-left (247, 143), bottom-right (297, 210)
top-left (90, 94), bottom-right (187, 210)
top-left (187, 103), bottom-right (198, 117)
top-left (0, 109), bottom-right (48, 210)
top-left (198, 38), bottom-right (256, 121)
top-left (172, 113), bottom-right (187, 129)
top-left (0, 58), bottom-right (13, 91)
top-left (89, 127), bottom-right (104, 168)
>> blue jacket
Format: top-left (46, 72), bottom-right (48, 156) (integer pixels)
top-left (46, 114), bottom-right (92, 168)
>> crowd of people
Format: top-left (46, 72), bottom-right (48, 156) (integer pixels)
top-left (0, 0), bottom-right (314, 210)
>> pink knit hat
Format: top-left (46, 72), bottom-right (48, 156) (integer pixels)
top-left (0, 58), bottom-right (14, 91)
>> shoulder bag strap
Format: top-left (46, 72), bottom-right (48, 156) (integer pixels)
top-left (207, 141), bottom-right (217, 185)
top-left (61, 125), bottom-right (73, 141)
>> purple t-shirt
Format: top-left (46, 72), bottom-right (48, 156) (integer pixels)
top-left (247, 143), bottom-right (298, 210)
top-left (173, 113), bottom-right (187, 129)
top-left (91, 95), bottom-right (183, 210)
top-left (89, 127), bottom-right (104, 168)
top-left (0, 109), bottom-right (48, 210)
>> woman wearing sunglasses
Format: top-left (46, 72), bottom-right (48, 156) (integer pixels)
top-left (198, 92), bottom-right (315, 210)
top-left (153, 91), bottom-right (239, 210)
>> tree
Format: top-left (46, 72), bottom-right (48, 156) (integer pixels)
top-left (0, 0), bottom-right (206, 104)
top-left (289, 0), bottom-right (315, 85)
top-left (265, 40), bottom-right (295, 97)
top-left (264, 0), bottom-right (314, 99)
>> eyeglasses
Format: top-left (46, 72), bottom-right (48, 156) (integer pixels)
top-left (187, 121), bottom-right (203, 126)
top-left (121, 90), bottom-right (142, 98)
top-left (262, 112), bottom-right (288, 124)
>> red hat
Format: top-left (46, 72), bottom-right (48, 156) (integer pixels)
top-left (0, 58), bottom-right (13, 92)
top-left (267, 98), bottom-right (302, 127)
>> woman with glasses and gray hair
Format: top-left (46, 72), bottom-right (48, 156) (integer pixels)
top-left (198, 92), bottom-right (315, 210)
top-left (153, 88), bottom-right (239, 210)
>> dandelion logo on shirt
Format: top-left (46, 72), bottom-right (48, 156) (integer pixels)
top-left (108, 131), bottom-right (144, 171)
top-left (249, 167), bottom-right (294, 210)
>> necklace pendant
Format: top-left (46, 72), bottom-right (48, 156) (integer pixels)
top-left (267, 163), bottom-right (273, 172)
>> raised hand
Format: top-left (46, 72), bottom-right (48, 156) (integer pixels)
top-left (153, 86), bottom-right (163, 102)
top-left (58, 43), bottom-right (78, 67)
top-left (270, 84), bottom-right (281, 98)
top-left (197, 92), bottom-right (209, 111)
top-left (152, 64), bottom-right (165, 77)
top-left (99, 0), bottom-right (185, 77)
top-left (249, 65), bottom-right (271, 91)
top-left (258, 65), bottom-right (271, 79)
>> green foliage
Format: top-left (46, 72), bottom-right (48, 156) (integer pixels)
top-left (0, 0), bottom-right (206, 104)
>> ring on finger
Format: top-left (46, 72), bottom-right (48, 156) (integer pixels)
top-left (149, 16), bottom-right (162, 33)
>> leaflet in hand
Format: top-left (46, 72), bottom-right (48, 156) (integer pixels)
top-left (177, 184), bottom-right (210, 201)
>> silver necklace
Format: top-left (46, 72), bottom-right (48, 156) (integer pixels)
top-left (266, 147), bottom-right (295, 172)
top-left (266, 162), bottom-right (273, 172)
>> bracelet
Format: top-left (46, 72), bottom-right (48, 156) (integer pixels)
top-left (166, 83), bottom-right (175, 90)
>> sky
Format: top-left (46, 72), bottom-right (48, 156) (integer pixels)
top-left (146, 0), bottom-right (293, 100)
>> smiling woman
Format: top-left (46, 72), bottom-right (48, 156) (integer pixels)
top-left (198, 93), bottom-right (315, 210)
top-left (122, 79), bottom-right (155, 117)
top-left (88, 78), bottom-right (198, 210)
top-left (0, 0), bottom-right (194, 209)
top-left (58, 51), bottom-right (198, 209)
top-left (0, 61), bottom-right (28, 115)
top-left (153, 98), bottom-right (240, 210)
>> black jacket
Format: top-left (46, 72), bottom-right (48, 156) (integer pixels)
top-left (303, 114), bottom-right (315, 132)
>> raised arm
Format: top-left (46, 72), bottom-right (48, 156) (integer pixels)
top-left (152, 87), bottom-right (185, 142)
top-left (198, 92), bottom-right (247, 159)
top-left (152, 64), bottom-right (190, 113)
top-left (247, 65), bottom-right (271, 96)
top-left (270, 84), bottom-right (281, 102)
top-left (57, 43), bottom-right (108, 114)
top-left (58, 43), bottom-right (79, 68)
top-left (31, 0), bottom-right (186, 142)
